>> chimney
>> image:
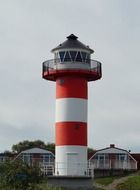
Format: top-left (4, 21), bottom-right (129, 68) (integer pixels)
top-left (110, 144), bottom-right (115, 148)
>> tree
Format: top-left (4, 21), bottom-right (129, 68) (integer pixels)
top-left (0, 160), bottom-right (41, 190)
top-left (88, 147), bottom-right (96, 158)
top-left (11, 140), bottom-right (94, 157)
top-left (12, 140), bottom-right (55, 154)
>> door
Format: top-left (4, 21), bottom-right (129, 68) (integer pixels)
top-left (98, 154), bottom-right (105, 169)
top-left (67, 153), bottom-right (78, 175)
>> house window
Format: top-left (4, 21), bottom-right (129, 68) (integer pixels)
top-left (118, 154), bottom-right (127, 161)
top-left (23, 153), bottom-right (32, 164)
top-left (99, 155), bottom-right (104, 160)
top-left (40, 153), bottom-right (54, 164)
top-left (50, 155), bottom-right (54, 162)
top-left (42, 154), bottom-right (50, 163)
top-left (94, 155), bottom-right (98, 160)
top-left (0, 157), bottom-right (4, 162)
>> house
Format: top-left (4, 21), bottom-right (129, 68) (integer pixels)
top-left (131, 153), bottom-right (140, 170)
top-left (0, 153), bottom-right (7, 162)
top-left (89, 144), bottom-right (137, 177)
top-left (0, 153), bottom-right (16, 162)
top-left (15, 148), bottom-right (55, 175)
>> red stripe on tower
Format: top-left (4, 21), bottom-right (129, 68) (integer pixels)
top-left (56, 77), bottom-right (87, 99)
top-left (55, 122), bottom-right (87, 146)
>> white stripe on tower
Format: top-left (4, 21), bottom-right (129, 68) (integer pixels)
top-left (55, 76), bottom-right (88, 176)
top-left (56, 98), bottom-right (87, 123)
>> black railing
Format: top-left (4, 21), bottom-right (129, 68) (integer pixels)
top-left (43, 58), bottom-right (102, 77)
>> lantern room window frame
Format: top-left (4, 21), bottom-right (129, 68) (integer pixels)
top-left (55, 51), bottom-right (91, 63)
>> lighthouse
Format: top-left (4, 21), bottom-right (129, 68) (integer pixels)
top-left (42, 34), bottom-right (102, 177)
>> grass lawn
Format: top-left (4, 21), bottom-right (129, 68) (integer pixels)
top-left (94, 171), bottom-right (140, 190)
top-left (37, 180), bottom-right (63, 190)
top-left (116, 175), bottom-right (140, 190)
top-left (94, 176), bottom-right (118, 186)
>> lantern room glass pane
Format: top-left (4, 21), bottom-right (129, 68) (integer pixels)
top-left (70, 51), bottom-right (77, 61)
top-left (76, 52), bottom-right (82, 62)
top-left (81, 52), bottom-right (87, 62)
top-left (55, 52), bottom-right (59, 59)
top-left (64, 51), bottom-right (70, 61)
top-left (59, 51), bottom-right (65, 62)
top-left (86, 54), bottom-right (90, 63)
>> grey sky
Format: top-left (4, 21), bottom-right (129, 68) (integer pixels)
top-left (0, 0), bottom-right (140, 152)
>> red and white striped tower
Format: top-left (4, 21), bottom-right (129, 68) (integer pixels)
top-left (42, 34), bottom-right (102, 176)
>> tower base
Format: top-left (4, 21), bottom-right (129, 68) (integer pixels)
top-left (47, 176), bottom-right (93, 190)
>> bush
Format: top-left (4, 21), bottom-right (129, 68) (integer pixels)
top-left (0, 160), bottom-right (42, 190)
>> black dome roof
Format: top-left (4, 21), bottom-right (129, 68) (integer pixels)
top-left (51, 34), bottom-right (94, 53)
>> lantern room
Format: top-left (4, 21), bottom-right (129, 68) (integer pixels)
top-left (42, 34), bottom-right (102, 82)
top-left (52, 34), bottom-right (92, 63)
